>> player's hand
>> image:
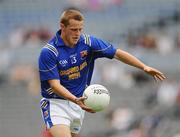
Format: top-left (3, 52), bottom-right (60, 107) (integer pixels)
top-left (143, 66), bottom-right (166, 82)
top-left (75, 97), bottom-right (96, 113)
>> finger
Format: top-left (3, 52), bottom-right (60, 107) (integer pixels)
top-left (81, 104), bottom-right (96, 112)
top-left (158, 72), bottom-right (166, 79)
top-left (79, 96), bottom-right (88, 101)
top-left (86, 109), bottom-right (96, 113)
top-left (156, 74), bottom-right (166, 81)
top-left (155, 70), bottom-right (164, 75)
top-left (150, 68), bottom-right (163, 75)
top-left (151, 69), bottom-right (166, 79)
top-left (155, 71), bottom-right (166, 78)
top-left (161, 74), bottom-right (166, 79)
top-left (82, 106), bottom-right (96, 113)
top-left (153, 75), bottom-right (159, 82)
top-left (75, 97), bottom-right (87, 103)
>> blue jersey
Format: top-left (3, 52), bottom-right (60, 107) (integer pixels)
top-left (38, 30), bottom-right (116, 99)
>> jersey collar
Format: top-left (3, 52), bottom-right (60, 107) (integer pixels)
top-left (55, 30), bottom-right (84, 47)
top-left (55, 30), bottom-right (65, 47)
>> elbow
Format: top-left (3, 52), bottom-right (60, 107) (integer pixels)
top-left (114, 49), bottom-right (123, 60)
top-left (48, 79), bottom-right (59, 90)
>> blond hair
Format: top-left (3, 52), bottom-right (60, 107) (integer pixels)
top-left (60, 9), bottom-right (84, 27)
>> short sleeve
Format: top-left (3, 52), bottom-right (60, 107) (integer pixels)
top-left (38, 48), bottom-right (59, 81)
top-left (90, 36), bottom-right (117, 59)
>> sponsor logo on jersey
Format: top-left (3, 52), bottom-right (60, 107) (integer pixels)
top-left (60, 61), bottom-right (87, 80)
top-left (59, 59), bottom-right (68, 67)
top-left (80, 50), bottom-right (88, 60)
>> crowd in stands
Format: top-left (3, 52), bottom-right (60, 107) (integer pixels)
top-left (126, 10), bottom-right (180, 56)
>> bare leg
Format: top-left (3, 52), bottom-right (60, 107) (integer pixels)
top-left (71, 133), bottom-right (79, 137)
top-left (49, 124), bottom-right (71, 137)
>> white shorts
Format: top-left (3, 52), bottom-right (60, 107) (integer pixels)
top-left (40, 98), bottom-right (85, 134)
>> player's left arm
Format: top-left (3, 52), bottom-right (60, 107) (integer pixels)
top-left (114, 49), bottom-right (166, 81)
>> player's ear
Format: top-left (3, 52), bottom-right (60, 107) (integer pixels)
top-left (60, 23), bottom-right (65, 30)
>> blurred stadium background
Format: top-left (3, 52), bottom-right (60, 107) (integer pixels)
top-left (0, 0), bottom-right (180, 137)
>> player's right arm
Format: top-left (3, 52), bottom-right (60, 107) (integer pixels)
top-left (48, 79), bottom-right (95, 113)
